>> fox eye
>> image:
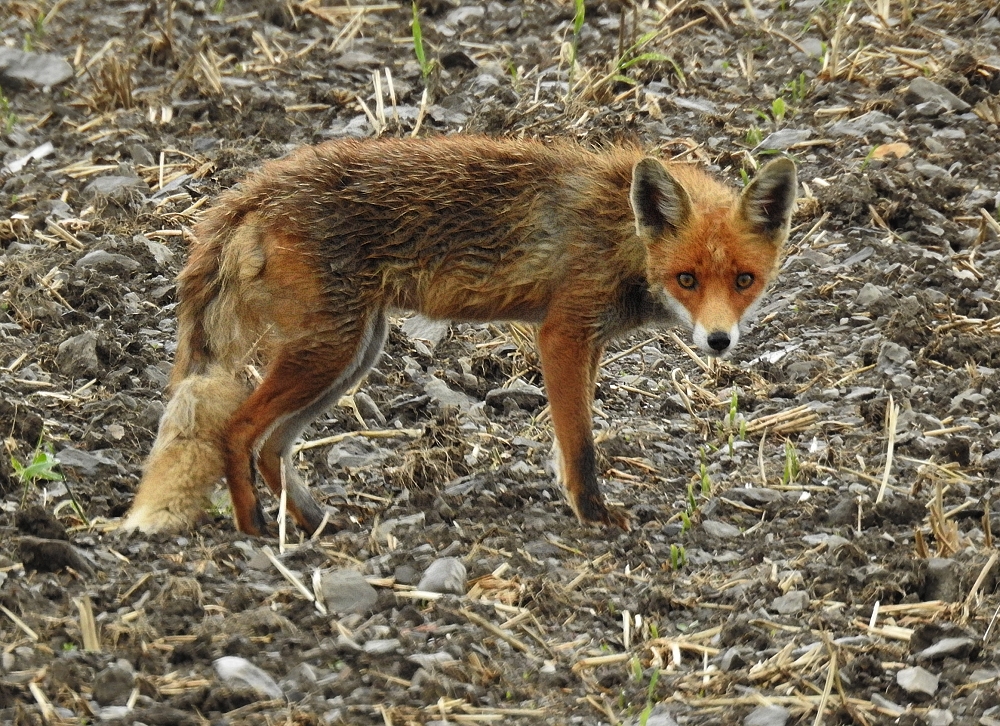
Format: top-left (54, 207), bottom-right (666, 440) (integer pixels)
top-left (735, 273), bottom-right (755, 290)
top-left (677, 273), bottom-right (697, 289)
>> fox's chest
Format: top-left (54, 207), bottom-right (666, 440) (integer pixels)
top-left (594, 277), bottom-right (674, 343)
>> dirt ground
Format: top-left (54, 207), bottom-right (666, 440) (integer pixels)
top-left (2, 0), bottom-right (1000, 724)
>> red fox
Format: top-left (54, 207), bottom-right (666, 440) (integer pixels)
top-left (123, 135), bottom-right (796, 536)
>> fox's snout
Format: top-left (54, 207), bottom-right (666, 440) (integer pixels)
top-left (693, 322), bottom-right (741, 357)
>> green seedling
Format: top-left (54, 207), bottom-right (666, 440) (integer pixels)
top-left (670, 543), bottom-right (687, 569)
top-left (638, 667), bottom-right (662, 725)
top-left (744, 126), bottom-right (763, 147)
top-left (697, 450), bottom-right (710, 498)
top-left (411, 3), bottom-right (432, 78)
top-left (0, 90), bottom-right (16, 135)
top-left (781, 440), bottom-right (800, 485)
top-left (566, 0), bottom-right (585, 92)
top-left (12, 443), bottom-right (63, 490)
top-left (213, 0), bottom-right (225, 13)
top-left (786, 72), bottom-right (810, 102)
top-left (771, 96), bottom-right (787, 124)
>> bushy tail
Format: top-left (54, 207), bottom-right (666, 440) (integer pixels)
top-left (124, 207), bottom-right (267, 533)
top-left (123, 368), bottom-right (250, 532)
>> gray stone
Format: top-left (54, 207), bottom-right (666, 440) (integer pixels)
top-left (630, 704), bottom-right (680, 726)
top-left (855, 283), bottom-right (885, 307)
top-left (925, 708), bottom-right (954, 726)
top-left (214, 656), bottom-right (283, 699)
top-left (0, 47), bottom-right (73, 88)
top-left (394, 565), bottom-right (419, 585)
top-left (82, 174), bottom-right (150, 203)
top-left (354, 391), bottom-right (386, 426)
top-left (758, 128), bottom-right (812, 150)
top-left (56, 447), bottom-right (121, 476)
top-left (424, 377), bottom-right (477, 412)
top-left (325, 436), bottom-right (387, 470)
top-left (400, 314), bottom-right (450, 348)
top-left (486, 380), bottom-right (546, 410)
top-left (702, 520), bottom-right (741, 539)
top-left (720, 647), bottom-right (747, 671)
top-left (923, 558), bottom-right (962, 601)
top-left (56, 331), bottom-right (100, 378)
top-left (320, 569), bottom-right (378, 614)
top-left (75, 249), bottom-right (141, 273)
top-left (671, 95), bottom-right (717, 115)
top-left (140, 235), bottom-right (174, 267)
top-left (362, 638), bottom-right (401, 655)
top-left (878, 341), bottom-right (911, 369)
top-left (417, 557), bottom-right (467, 595)
top-left (904, 77), bottom-right (971, 113)
top-left (92, 660), bottom-right (135, 706)
top-left (744, 704), bottom-right (790, 726)
top-left (896, 665), bottom-right (939, 696)
top-left (828, 111), bottom-right (897, 137)
top-left (771, 590), bottom-right (810, 615)
top-left (914, 637), bottom-right (975, 661)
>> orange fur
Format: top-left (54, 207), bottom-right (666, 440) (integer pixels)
top-left (123, 136), bottom-right (796, 535)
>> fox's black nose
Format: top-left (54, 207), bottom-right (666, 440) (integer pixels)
top-left (707, 332), bottom-right (731, 352)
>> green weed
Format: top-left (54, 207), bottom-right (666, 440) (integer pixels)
top-left (781, 440), bottom-right (800, 485)
top-left (411, 3), bottom-right (433, 78)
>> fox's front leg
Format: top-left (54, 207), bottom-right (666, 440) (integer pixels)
top-left (537, 315), bottom-right (630, 531)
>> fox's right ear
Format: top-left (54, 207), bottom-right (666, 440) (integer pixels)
top-left (739, 158), bottom-right (797, 243)
top-left (630, 158), bottom-right (692, 239)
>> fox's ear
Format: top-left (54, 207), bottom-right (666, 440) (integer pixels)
top-left (630, 158), bottom-right (692, 238)
top-left (739, 158), bottom-right (797, 243)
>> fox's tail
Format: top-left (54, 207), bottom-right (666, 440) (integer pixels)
top-left (123, 208), bottom-right (263, 533)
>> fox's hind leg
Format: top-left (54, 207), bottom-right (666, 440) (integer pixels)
top-left (223, 313), bottom-right (387, 535)
top-left (255, 313), bottom-right (389, 534)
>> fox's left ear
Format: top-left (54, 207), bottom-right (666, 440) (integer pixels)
top-left (739, 158), bottom-right (797, 243)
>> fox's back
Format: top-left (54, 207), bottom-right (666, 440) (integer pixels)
top-left (205, 136), bottom-right (645, 321)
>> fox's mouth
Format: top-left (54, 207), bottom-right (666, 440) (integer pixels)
top-left (693, 322), bottom-right (741, 357)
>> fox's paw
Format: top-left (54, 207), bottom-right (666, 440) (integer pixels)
top-left (120, 503), bottom-right (207, 534)
top-left (574, 493), bottom-right (632, 532)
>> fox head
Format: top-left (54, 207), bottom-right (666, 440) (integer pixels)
top-left (630, 157), bottom-right (797, 357)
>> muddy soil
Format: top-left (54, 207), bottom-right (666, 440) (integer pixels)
top-left (2, 0), bottom-right (1000, 724)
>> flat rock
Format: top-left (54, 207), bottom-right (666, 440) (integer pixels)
top-left (925, 708), bottom-right (954, 726)
top-left (758, 128), bottom-right (811, 150)
top-left (702, 520), bottom-right (740, 539)
top-left (400, 315), bottom-right (450, 348)
top-left (744, 704), bottom-right (790, 726)
top-left (485, 380), bottom-right (546, 410)
top-left (320, 569), bottom-right (378, 614)
top-left (82, 175), bottom-right (150, 202)
top-left (417, 557), bottom-right (467, 595)
top-left (362, 638), bottom-right (401, 655)
top-left (75, 249), bottom-right (142, 273)
top-left (828, 110), bottom-right (897, 137)
top-left (771, 590), bottom-right (810, 615)
top-left (0, 47), bottom-right (73, 88)
top-left (922, 558), bottom-right (963, 601)
top-left (903, 77), bottom-right (971, 113)
top-left (424, 377), bottom-right (477, 413)
top-left (896, 665), bottom-right (939, 696)
top-left (92, 661), bottom-right (135, 706)
top-left (56, 331), bottom-right (100, 378)
top-left (914, 637), bottom-right (976, 662)
top-left (214, 656), bottom-right (283, 700)
top-left (56, 447), bottom-right (121, 475)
